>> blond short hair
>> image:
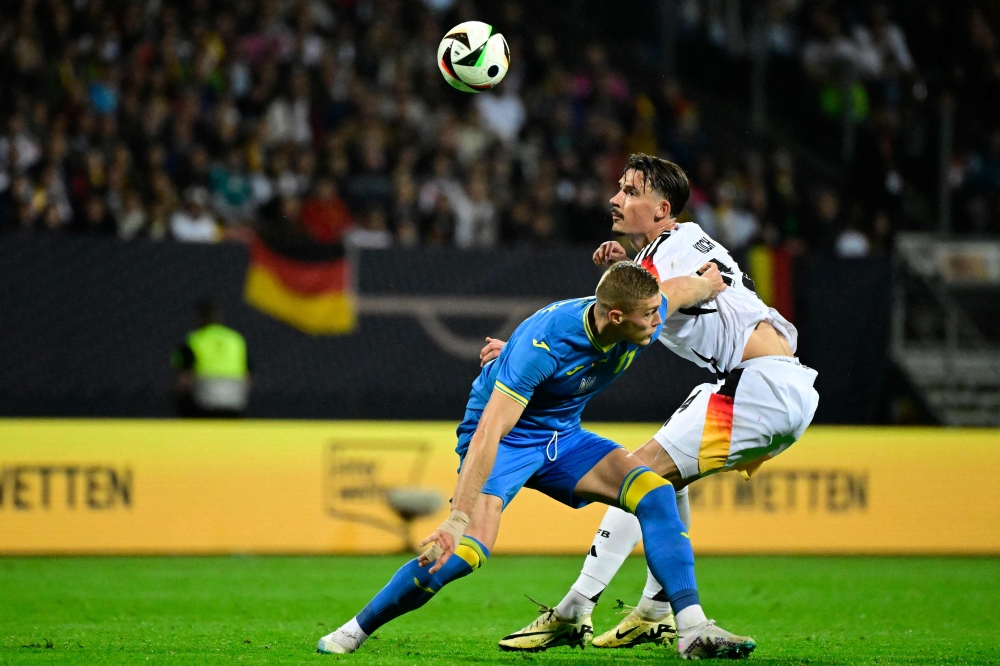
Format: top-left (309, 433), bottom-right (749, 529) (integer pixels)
top-left (595, 261), bottom-right (659, 313)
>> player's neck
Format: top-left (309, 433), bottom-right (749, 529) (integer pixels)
top-left (630, 219), bottom-right (677, 251)
top-left (588, 304), bottom-right (619, 348)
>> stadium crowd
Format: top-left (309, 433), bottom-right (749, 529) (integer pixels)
top-left (0, 0), bottom-right (997, 255)
top-left (682, 0), bottom-right (1000, 242)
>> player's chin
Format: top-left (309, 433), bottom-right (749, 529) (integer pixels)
top-left (632, 333), bottom-right (654, 346)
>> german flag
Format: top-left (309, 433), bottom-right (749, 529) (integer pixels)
top-left (747, 244), bottom-right (796, 323)
top-left (244, 233), bottom-right (356, 334)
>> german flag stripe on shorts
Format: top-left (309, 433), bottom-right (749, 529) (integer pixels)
top-left (698, 369), bottom-right (744, 475)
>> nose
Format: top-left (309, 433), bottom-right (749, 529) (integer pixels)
top-left (652, 311), bottom-right (662, 328)
top-left (610, 189), bottom-right (623, 208)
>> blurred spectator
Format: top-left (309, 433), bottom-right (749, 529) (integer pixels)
top-left (170, 187), bottom-right (219, 243)
top-left (475, 88), bottom-right (526, 145)
top-left (443, 175), bottom-right (497, 249)
top-left (713, 181), bottom-right (759, 255)
top-left (210, 148), bottom-right (254, 226)
top-left (348, 207), bottom-right (393, 249)
top-left (300, 178), bottom-right (354, 243)
top-left (836, 225), bottom-right (871, 258)
top-left (806, 189), bottom-right (842, 254)
top-left (117, 192), bottom-right (147, 240)
top-left (82, 197), bottom-right (115, 235)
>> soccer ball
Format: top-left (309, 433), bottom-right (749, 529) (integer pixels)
top-left (437, 21), bottom-right (509, 93)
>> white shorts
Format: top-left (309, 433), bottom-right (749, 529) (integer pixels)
top-left (653, 356), bottom-right (819, 480)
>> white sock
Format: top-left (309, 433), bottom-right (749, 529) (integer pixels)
top-left (675, 604), bottom-right (707, 631)
top-left (675, 486), bottom-right (691, 532)
top-left (554, 589), bottom-right (595, 622)
top-left (636, 590), bottom-right (672, 620)
top-left (338, 617), bottom-right (369, 646)
top-left (640, 487), bottom-right (692, 616)
top-left (571, 506), bottom-right (642, 600)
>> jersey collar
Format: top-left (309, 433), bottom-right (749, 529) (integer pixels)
top-left (582, 304), bottom-right (615, 353)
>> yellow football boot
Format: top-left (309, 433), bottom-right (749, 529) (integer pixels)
top-left (592, 601), bottom-right (677, 648)
top-left (498, 598), bottom-right (593, 652)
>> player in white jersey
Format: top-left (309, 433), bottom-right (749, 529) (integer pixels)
top-left (486, 154), bottom-right (819, 658)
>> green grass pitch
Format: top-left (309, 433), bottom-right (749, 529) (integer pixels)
top-left (1, 555), bottom-right (998, 664)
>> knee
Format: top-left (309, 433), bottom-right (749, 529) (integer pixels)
top-left (453, 536), bottom-right (490, 572)
top-left (619, 467), bottom-right (672, 514)
top-left (635, 439), bottom-right (684, 484)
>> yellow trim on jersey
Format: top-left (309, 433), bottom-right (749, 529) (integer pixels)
top-left (455, 537), bottom-right (488, 571)
top-left (582, 304), bottom-right (614, 353)
top-left (532, 339), bottom-right (550, 351)
top-left (620, 469), bottom-right (671, 514)
top-left (494, 381), bottom-right (529, 407)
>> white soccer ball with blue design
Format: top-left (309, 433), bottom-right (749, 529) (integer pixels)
top-left (437, 21), bottom-right (509, 93)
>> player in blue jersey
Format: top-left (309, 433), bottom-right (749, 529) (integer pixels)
top-left (318, 261), bottom-right (755, 660)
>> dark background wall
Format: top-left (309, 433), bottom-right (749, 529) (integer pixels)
top-left (0, 237), bottom-right (889, 423)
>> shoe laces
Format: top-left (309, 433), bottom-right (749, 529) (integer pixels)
top-left (612, 598), bottom-right (637, 616)
top-left (338, 627), bottom-right (364, 641)
top-left (523, 595), bottom-right (559, 627)
top-left (680, 619), bottom-right (717, 638)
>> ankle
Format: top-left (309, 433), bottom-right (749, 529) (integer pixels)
top-left (675, 604), bottom-right (707, 631)
top-left (554, 589), bottom-right (596, 623)
top-left (636, 595), bottom-right (672, 621)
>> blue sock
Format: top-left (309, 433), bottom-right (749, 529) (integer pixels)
top-left (618, 467), bottom-right (700, 615)
top-left (355, 536), bottom-right (489, 635)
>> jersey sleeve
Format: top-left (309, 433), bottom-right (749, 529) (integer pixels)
top-left (492, 333), bottom-right (559, 408)
top-left (647, 225), bottom-right (723, 280)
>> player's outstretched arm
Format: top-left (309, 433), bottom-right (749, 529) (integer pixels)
top-left (418, 390), bottom-right (523, 573)
top-left (660, 262), bottom-right (727, 318)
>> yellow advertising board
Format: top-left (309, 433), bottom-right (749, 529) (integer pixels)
top-left (1, 421), bottom-right (998, 555)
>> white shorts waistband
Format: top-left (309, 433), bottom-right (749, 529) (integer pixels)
top-left (735, 355), bottom-right (803, 370)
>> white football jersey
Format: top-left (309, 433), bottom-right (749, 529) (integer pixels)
top-left (633, 222), bottom-right (798, 375)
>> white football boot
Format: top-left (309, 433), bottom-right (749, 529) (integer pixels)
top-left (677, 620), bottom-right (756, 660)
top-left (317, 624), bottom-right (367, 654)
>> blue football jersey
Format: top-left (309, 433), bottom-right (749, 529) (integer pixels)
top-left (465, 296), bottom-right (667, 437)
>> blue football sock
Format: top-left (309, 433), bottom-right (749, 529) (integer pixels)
top-left (355, 536), bottom-right (489, 635)
top-left (618, 467), bottom-right (700, 615)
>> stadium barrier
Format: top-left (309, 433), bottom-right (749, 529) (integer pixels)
top-left (1, 420), bottom-right (998, 555)
top-left (0, 237), bottom-right (890, 424)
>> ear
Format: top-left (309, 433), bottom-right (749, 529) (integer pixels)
top-left (607, 309), bottom-right (624, 325)
top-left (654, 198), bottom-right (672, 222)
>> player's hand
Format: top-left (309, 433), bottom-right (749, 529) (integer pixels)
top-left (697, 262), bottom-right (727, 301)
top-left (417, 509), bottom-right (470, 574)
top-left (480, 337), bottom-right (506, 367)
top-left (593, 241), bottom-right (627, 267)
top-left (417, 528), bottom-right (456, 573)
